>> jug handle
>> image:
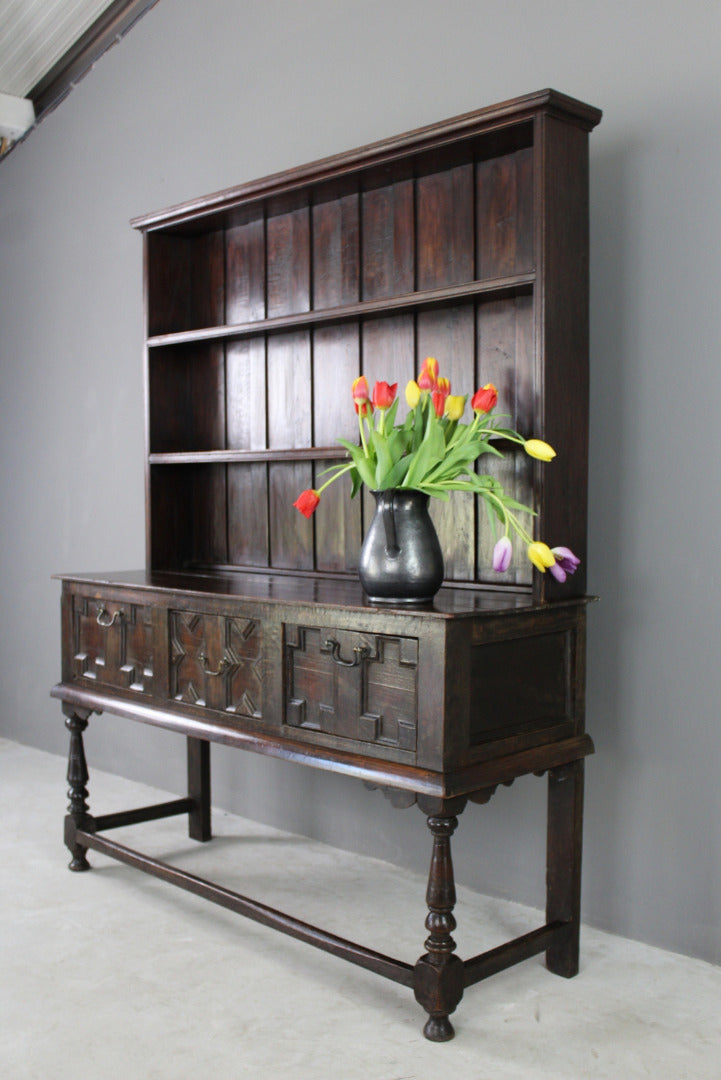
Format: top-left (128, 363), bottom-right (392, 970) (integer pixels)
top-left (381, 491), bottom-right (400, 558)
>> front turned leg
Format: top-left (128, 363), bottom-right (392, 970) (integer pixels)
top-left (414, 812), bottom-right (465, 1041)
top-left (63, 709), bottom-right (92, 872)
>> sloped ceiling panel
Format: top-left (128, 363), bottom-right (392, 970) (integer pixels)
top-left (0, 0), bottom-right (117, 97)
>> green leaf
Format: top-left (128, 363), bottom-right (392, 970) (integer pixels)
top-left (411, 398), bottom-right (429, 454)
top-left (415, 483), bottom-right (450, 500)
top-left (403, 413), bottom-right (446, 487)
top-left (383, 454), bottom-right (414, 489)
top-left (366, 427), bottom-right (391, 487)
top-left (502, 497), bottom-right (537, 515)
top-left (423, 440), bottom-right (486, 482)
top-left (350, 467), bottom-right (363, 498)
top-left (337, 438), bottom-right (377, 489)
top-left (385, 396), bottom-right (400, 431)
top-left (485, 425), bottom-right (524, 446)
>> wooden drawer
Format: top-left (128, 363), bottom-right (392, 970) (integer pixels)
top-left (71, 594), bottom-right (154, 695)
top-left (168, 608), bottom-right (263, 720)
top-left (284, 624), bottom-right (419, 752)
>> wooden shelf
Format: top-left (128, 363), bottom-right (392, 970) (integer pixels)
top-left (149, 447), bottom-right (348, 465)
top-left (146, 273), bottom-right (535, 349)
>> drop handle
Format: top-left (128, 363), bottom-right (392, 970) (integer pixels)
top-left (323, 638), bottom-right (370, 668)
top-left (96, 605), bottom-right (123, 628)
top-left (198, 652), bottom-right (230, 677)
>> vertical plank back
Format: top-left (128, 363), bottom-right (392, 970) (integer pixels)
top-left (140, 92), bottom-right (599, 593)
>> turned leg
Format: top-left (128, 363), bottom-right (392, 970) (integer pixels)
top-left (414, 811), bottom-right (465, 1041)
top-left (546, 759), bottom-right (585, 977)
top-left (63, 709), bottom-right (92, 872)
top-left (187, 736), bottom-right (211, 842)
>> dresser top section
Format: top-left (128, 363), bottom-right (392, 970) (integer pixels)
top-left (131, 88), bottom-right (601, 234)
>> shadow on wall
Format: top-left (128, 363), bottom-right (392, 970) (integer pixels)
top-left (585, 133), bottom-right (642, 932)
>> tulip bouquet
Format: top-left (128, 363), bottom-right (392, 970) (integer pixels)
top-left (294, 357), bottom-right (579, 581)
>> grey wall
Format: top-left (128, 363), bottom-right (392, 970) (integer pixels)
top-left (2, 0), bottom-right (720, 965)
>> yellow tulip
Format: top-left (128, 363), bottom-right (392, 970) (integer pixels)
top-left (405, 379), bottom-right (421, 408)
top-left (527, 542), bottom-right (556, 572)
top-left (524, 439), bottom-right (556, 462)
top-left (444, 395), bottom-right (465, 421)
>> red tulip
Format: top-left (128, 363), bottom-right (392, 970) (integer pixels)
top-left (471, 382), bottom-right (498, 413)
top-left (372, 380), bottom-right (397, 409)
top-left (432, 389), bottom-right (448, 418)
top-left (293, 489), bottom-right (320, 518)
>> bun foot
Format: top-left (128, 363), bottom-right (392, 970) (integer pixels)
top-left (423, 1015), bottom-right (455, 1041)
top-left (68, 851), bottom-right (90, 872)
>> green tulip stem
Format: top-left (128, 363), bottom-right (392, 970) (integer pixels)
top-left (482, 491), bottom-right (533, 547)
top-left (357, 409), bottom-right (370, 458)
top-left (317, 461), bottom-right (354, 496)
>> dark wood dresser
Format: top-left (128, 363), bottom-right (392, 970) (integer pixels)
top-left (53, 88), bottom-right (601, 1041)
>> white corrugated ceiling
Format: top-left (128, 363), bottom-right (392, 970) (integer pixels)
top-left (0, 0), bottom-right (117, 97)
top-left (0, 0), bottom-right (156, 150)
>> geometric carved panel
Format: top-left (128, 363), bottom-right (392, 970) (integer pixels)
top-left (169, 609), bottom-right (262, 718)
top-left (169, 611), bottom-right (208, 706)
top-left (285, 625), bottom-right (417, 750)
top-left (72, 596), bottom-right (153, 694)
top-left (121, 606), bottom-right (154, 694)
top-left (223, 615), bottom-right (263, 718)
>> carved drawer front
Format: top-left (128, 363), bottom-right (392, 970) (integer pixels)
top-left (284, 625), bottom-right (418, 751)
top-left (72, 596), bottom-right (153, 694)
top-left (169, 609), bottom-right (262, 719)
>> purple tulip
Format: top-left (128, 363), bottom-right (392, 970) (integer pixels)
top-left (549, 546), bottom-right (580, 582)
top-left (551, 546), bottom-right (581, 573)
top-left (549, 561), bottom-right (567, 582)
top-left (492, 535), bottom-right (513, 572)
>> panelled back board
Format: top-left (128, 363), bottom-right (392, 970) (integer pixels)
top-left (137, 89), bottom-right (600, 599)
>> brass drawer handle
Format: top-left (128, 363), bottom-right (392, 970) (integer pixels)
top-left (199, 652), bottom-right (229, 677)
top-left (96, 605), bottom-right (123, 628)
top-left (323, 638), bottom-right (370, 668)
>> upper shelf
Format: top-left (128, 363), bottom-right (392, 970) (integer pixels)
top-left (146, 273), bottom-right (535, 349)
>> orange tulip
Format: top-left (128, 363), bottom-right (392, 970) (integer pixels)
top-left (352, 375), bottom-right (372, 416)
top-left (471, 383), bottom-right (498, 413)
top-left (418, 357), bottom-right (439, 391)
top-left (418, 367), bottom-right (435, 391)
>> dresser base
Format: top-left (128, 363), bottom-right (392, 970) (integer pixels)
top-left (60, 708), bottom-right (586, 1041)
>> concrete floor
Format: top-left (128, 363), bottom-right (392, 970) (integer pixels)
top-left (2, 737), bottom-right (720, 1079)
